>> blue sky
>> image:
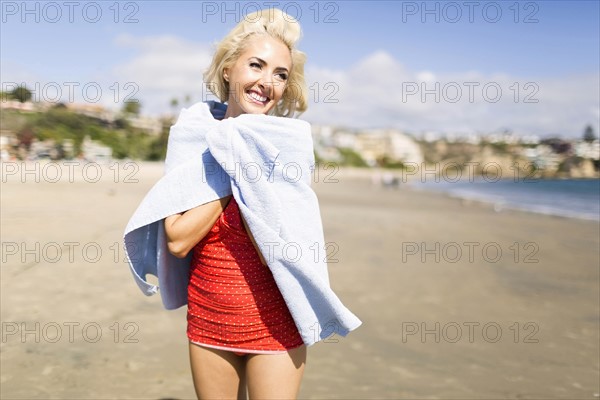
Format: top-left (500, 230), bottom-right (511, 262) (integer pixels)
top-left (1, 0), bottom-right (599, 138)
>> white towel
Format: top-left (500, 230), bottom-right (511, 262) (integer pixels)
top-left (123, 101), bottom-right (362, 346)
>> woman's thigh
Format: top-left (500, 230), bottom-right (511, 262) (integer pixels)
top-left (245, 345), bottom-right (307, 399)
top-left (188, 342), bottom-right (247, 399)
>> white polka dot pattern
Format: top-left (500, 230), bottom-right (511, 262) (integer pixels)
top-left (186, 197), bottom-right (304, 353)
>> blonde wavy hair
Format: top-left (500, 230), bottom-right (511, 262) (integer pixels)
top-left (203, 8), bottom-right (308, 117)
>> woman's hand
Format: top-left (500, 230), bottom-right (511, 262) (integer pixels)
top-left (164, 195), bottom-right (232, 258)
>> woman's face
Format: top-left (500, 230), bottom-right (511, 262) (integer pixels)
top-left (223, 35), bottom-right (292, 118)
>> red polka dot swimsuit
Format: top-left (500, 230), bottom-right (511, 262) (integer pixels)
top-left (186, 196), bottom-right (304, 355)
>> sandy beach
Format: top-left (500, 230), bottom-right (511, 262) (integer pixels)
top-left (1, 161), bottom-right (598, 399)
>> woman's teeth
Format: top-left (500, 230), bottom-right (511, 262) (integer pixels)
top-left (248, 91), bottom-right (268, 103)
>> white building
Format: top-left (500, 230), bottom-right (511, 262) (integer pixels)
top-left (81, 135), bottom-right (112, 162)
top-left (127, 115), bottom-right (163, 136)
top-left (575, 140), bottom-right (600, 160)
top-left (353, 129), bottom-right (423, 166)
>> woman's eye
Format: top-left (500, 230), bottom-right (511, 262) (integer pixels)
top-left (250, 62), bottom-right (261, 69)
top-left (277, 73), bottom-right (288, 81)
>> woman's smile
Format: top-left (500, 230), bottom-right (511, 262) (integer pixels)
top-left (246, 89), bottom-right (270, 105)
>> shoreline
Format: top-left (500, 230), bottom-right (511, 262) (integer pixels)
top-left (410, 184), bottom-right (600, 223)
top-left (321, 165), bottom-right (600, 223)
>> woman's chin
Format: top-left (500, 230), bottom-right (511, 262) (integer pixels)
top-left (242, 103), bottom-right (274, 115)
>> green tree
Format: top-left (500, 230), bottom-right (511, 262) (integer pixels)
top-left (10, 85), bottom-right (32, 103)
top-left (338, 147), bottom-right (368, 167)
top-left (147, 119), bottom-right (171, 161)
top-left (123, 99), bottom-right (141, 115)
top-left (583, 124), bottom-right (597, 142)
top-left (170, 98), bottom-right (179, 115)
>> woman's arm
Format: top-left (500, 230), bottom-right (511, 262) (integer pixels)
top-left (164, 195), bottom-right (232, 258)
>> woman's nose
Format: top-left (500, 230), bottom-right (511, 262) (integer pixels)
top-left (257, 72), bottom-right (277, 94)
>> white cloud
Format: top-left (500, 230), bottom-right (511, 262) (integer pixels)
top-left (303, 51), bottom-right (600, 138)
top-left (105, 34), bottom-right (216, 115)
top-left (416, 71), bottom-right (436, 83)
top-left (3, 35), bottom-right (598, 138)
top-left (1, 34), bottom-right (215, 115)
top-left (0, 61), bottom-right (41, 86)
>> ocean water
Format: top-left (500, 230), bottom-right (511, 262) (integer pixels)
top-left (414, 178), bottom-right (600, 221)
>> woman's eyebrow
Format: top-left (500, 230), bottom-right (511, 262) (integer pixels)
top-left (250, 57), bottom-right (289, 73)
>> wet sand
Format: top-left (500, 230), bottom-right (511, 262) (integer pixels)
top-left (1, 161), bottom-right (598, 399)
